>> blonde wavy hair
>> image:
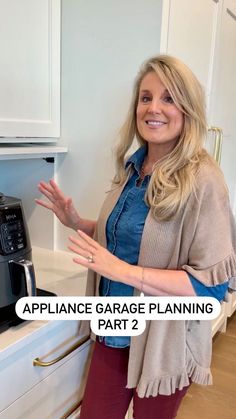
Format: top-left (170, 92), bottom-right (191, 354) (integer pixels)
top-left (114, 54), bottom-right (213, 221)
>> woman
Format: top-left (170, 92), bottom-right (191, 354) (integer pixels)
top-left (36, 55), bottom-right (236, 419)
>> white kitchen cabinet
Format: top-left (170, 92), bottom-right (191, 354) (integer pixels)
top-left (0, 321), bottom-right (91, 419)
top-left (161, 0), bottom-right (236, 212)
top-left (159, 0), bottom-right (236, 325)
top-left (0, 0), bottom-right (60, 139)
top-left (0, 340), bottom-right (90, 419)
top-left (161, 0), bottom-right (220, 106)
top-left (209, 0), bottom-right (236, 210)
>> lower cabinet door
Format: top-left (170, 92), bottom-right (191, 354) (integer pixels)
top-left (0, 342), bottom-right (91, 419)
top-left (0, 321), bottom-right (89, 412)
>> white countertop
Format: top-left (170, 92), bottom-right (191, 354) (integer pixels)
top-left (0, 247), bottom-right (88, 359)
top-left (32, 246), bottom-right (87, 296)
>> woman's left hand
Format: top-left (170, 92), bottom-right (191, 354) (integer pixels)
top-left (68, 230), bottom-right (128, 282)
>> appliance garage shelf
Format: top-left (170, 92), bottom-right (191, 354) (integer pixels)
top-left (0, 144), bottom-right (68, 160)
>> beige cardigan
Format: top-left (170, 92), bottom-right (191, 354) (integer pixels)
top-left (81, 159), bottom-right (236, 397)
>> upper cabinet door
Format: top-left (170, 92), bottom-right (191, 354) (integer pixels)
top-left (210, 0), bottom-right (236, 209)
top-left (0, 0), bottom-right (60, 138)
top-left (210, 0), bottom-right (236, 135)
top-left (161, 0), bottom-right (220, 109)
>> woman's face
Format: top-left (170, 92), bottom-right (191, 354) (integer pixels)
top-left (136, 71), bottom-right (184, 155)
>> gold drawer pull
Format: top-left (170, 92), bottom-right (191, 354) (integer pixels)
top-left (33, 335), bottom-right (90, 367)
top-left (207, 126), bottom-right (223, 164)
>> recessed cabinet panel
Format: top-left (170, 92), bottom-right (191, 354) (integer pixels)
top-left (210, 0), bottom-right (236, 209)
top-left (0, 0), bottom-right (60, 138)
top-left (211, 0), bottom-right (236, 136)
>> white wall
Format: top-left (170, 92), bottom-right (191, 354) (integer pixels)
top-left (56, 0), bottom-right (163, 249)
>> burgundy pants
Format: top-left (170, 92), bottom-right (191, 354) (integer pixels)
top-left (80, 340), bottom-right (190, 419)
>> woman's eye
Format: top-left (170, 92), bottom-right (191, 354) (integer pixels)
top-left (140, 95), bottom-right (151, 103)
top-left (163, 95), bottom-right (174, 104)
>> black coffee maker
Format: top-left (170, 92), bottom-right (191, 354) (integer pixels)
top-left (0, 192), bottom-right (36, 330)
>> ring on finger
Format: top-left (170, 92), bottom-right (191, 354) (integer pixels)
top-left (87, 254), bottom-right (94, 263)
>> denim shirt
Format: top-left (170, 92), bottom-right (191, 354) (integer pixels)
top-left (99, 146), bottom-right (149, 347)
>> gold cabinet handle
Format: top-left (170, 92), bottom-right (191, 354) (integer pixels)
top-left (216, 128), bottom-right (223, 165)
top-left (207, 126), bottom-right (223, 165)
top-left (33, 334), bottom-right (90, 367)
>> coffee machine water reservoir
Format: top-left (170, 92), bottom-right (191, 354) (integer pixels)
top-left (0, 192), bottom-right (36, 331)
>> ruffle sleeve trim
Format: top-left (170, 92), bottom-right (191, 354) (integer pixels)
top-left (182, 252), bottom-right (236, 287)
top-left (128, 348), bottom-right (212, 398)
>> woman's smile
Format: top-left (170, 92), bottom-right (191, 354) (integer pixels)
top-left (145, 119), bottom-right (167, 128)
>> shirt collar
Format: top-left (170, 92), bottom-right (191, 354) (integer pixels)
top-left (125, 146), bottom-right (147, 174)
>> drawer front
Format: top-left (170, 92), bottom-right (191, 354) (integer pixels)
top-left (0, 320), bottom-right (90, 412)
top-left (0, 342), bottom-right (91, 419)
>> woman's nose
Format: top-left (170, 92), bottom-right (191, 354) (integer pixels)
top-left (147, 99), bottom-right (162, 114)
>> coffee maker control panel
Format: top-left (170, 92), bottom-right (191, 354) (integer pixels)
top-left (0, 207), bottom-right (27, 255)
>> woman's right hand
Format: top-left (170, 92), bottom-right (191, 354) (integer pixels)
top-left (35, 179), bottom-right (80, 230)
